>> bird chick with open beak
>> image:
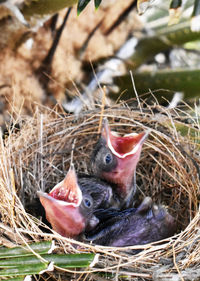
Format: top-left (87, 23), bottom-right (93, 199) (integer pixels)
top-left (85, 197), bottom-right (176, 247)
top-left (38, 165), bottom-right (95, 238)
top-left (91, 118), bottom-right (149, 208)
top-left (37, 164), bottom-right (118, 238)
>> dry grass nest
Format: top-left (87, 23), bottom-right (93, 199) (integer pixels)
top-left (0, 101), bottom-right (200, 280)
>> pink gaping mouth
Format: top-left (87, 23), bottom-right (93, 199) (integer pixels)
top-left (102, 118), bottom-right (150, 158)
top-left (48, 164), bottom-right (82, 207)
top-left (37, 165), bottom-right (85, 237)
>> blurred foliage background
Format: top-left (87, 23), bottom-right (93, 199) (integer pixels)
top-left (0, 0), bottom-right (199, 127)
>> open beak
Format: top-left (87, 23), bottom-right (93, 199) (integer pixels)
top-left (101, 118), bottom-right (150, 197)
top-left (37, 165), bottom-right (85, 238)
top-left (102, 118), bottom-right (149, 159)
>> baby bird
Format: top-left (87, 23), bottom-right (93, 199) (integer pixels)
top-left (38, 164), bottom-right (119, 238)
top-left (91, 118), bottom-right (149, 208)
top-left (85, 197), bottom-right (176, 247)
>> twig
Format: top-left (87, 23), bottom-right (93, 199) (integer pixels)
top-left (10, 169), bottom-right (16, 219)
top-left (173, 244), bottom-right (185, 281)
top-left (98, 86), bottom-right (106, 134)
top-left (130, 70), bottom-right (143, 113)
top-left (70, 139), bottom-right (77, 167)
top-left (40, 114), bottom-right (44, 191)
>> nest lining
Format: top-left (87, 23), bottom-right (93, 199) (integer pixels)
top-left (0, 103), bottom-right (199, 280)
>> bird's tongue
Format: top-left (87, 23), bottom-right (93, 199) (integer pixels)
top-left (49, 165), bottom-right (82, 207)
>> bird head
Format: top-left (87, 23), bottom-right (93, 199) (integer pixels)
top-left (91, 118), bottom-right (149, 199)
top-left (37, 164), bottom-right (95, 238)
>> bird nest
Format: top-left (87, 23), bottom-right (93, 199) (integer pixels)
top-left (0, 101), bottom-right (200, 280)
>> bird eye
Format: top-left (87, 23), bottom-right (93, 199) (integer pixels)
top-left (83, 197), bottom-right (92, 208)
top-left (104, 153), bottom-right (112, 164)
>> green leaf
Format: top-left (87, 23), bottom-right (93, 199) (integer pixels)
top-left (77, 0), bottom-right (91, 15)
top-left (0, 241), bottom-right (53, 259)
top-left (0, 241), bottom-right (96, 278)
top-left (21, 0), bottom-right (77, 18)
top-left (113, 68), bottom-right (200, 101)
top-left (94, 0), bottom-right (102, 10)
top-left (192, 0), bottom-right (200, 17)
top-left (170, 0), bottom-right (182, 9)
top-left (0, 253), bottom-right (95, 268)
top-left (0, 263), bottom-right (49, 277)
top-left (126, 21), bottom-right (200, 71)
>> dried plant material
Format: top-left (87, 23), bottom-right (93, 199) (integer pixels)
top-left (0, 3), bottom-right (29, 50)
top-left (0, 100), bottom-right (199, 280)
top-left (98, 86), bottom-right (106, 134)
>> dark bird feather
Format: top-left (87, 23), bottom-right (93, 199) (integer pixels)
top-left (85, 197), bottom-right (176, 247)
